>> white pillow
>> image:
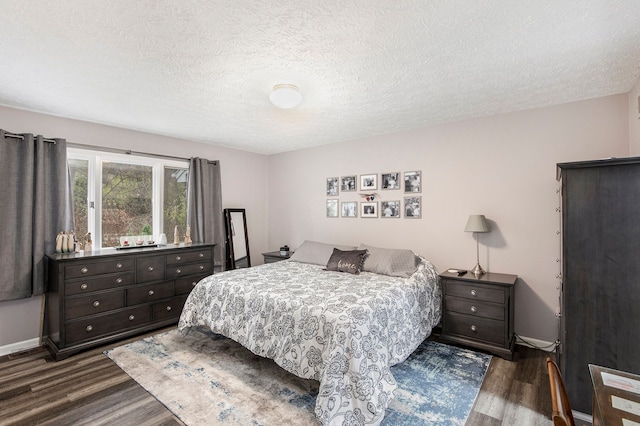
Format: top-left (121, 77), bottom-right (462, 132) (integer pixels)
top-left (357, 243), bottom-right (419, 277)
top-left (289, 240), bottom-right (357, 265)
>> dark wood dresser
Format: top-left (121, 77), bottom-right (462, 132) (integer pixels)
top-left (439, 270), bottom-right (517, 360)
top-left (45, 243), bottom-right (215, 360)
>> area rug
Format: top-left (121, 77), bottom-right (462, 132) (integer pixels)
top-left (105, 327), bottom-right (491, 425)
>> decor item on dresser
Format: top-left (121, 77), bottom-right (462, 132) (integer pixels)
top-left (178, 240), bottom-right (442, 426)
top-left (557, 157), bottom-right (640, 416)
top-left (44, 242), bottom-right (215, 360)
top-left (464, 214), bottom-right (490, 275)
top-left (438, 269), bottom-right (517, 360)
top-left (224, 208), bottom-right (250, 269)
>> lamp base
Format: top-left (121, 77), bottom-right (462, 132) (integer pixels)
top-left (471, 263), bottom-right (486, 275)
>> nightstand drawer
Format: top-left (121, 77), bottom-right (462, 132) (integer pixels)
top-left (443, 279), bottom-right (505, 304)
top-left (445, 312), bottom-right (505, 346)
top-left (445, 296), bottom-right (504, 321)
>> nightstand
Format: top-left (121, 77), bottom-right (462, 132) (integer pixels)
top-left (262, 251), bottom-right (292, 263)
top-left (439, 270), bottom-right (517, 360)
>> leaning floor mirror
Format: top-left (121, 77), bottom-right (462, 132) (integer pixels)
top-left (224, 208), bottom-right (251, 269)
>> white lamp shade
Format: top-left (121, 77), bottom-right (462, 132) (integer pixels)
top-left (464, 214), bottom-right (490, 233)
top-left (269, 84), bottom-right (302, 109)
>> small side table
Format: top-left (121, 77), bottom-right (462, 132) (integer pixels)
top-left (439, 270), bottom-right (517, 360)
top-left (262, 251), bottom-right (292, 264)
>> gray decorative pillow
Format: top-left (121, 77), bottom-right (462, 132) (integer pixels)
top-left (325, 249), bottom-right (368, 274)
top-left (288, 240), bottom-right (358, 265)
top-left (357, 244), bottom-right (419, 277)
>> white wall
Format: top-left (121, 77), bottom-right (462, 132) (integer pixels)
top-left (629, 76), bottom-right (640, 154)
top-left (0, 106), bottom-right (269, 351)
top-left (268, 94), bottom-right (629, 344)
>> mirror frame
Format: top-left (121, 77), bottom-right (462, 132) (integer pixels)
top-left (224, 208), bottom-right (251, 269)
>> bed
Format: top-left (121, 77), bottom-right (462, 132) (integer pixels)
top-left (178, 241), bottom-right (441, 425)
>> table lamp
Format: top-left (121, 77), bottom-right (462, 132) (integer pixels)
top-left (464, 214), bottom-right (490, 275)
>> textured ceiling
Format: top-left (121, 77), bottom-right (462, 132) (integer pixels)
top-left (0, 1), bottom-right (639, 155)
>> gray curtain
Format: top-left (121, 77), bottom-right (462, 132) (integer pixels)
top-left (0, 130), bottom-right (73, 301)
top-left (187, 158), bottom-right (225, 270)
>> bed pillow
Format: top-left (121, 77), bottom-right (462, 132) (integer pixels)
top-left (325, 248), bottom-right (368, 274)
top-left (288, 240), bottom-right (358, 265)
top-left (357, 243), bottom-right (419, 277)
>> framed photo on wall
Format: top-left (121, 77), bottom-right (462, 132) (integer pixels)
top-left (341, 201), bottom-right (358, 218)
top-left (360, 174), bottom-right (378, 191)
top-left (327, 177), bottom-right (339, 196)
top-left (361, 201), bottom-right (378, 218)
top-left (381, 172), bottom-right (401, 190)
top-left (381, 201), bottom-right (400, 218)
top-left (340, 175), bottom-right (357, 192)
top-left (404, 171), bottom-right (421, 193)
top-left (327, 199), bottom-right (339, 217)
top-left (404, 196), bottom-right (421, 218)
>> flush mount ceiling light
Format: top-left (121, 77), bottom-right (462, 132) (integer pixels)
top-left (269, 84), bottom-right (302, 109)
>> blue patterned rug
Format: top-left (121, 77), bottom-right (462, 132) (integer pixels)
top-left (105, 327), bottom-right (491, 425)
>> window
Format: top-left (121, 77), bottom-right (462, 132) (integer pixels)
top-left (68, 149), bottom-right (189, 248)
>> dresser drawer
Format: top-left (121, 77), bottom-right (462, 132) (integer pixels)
top-left (65, 259), bottom-right (134, 279)
top-left (166, 261), bottom-right (212, 280)
top-left (127, 282), bottom-right (174, 306)
top-left (152, 295), bottom-right (188, 321)
top-left (444, 312), bottom-right (505, 346)
top-left (166, 249), bottom-right (212, 265)
top-left (175, 274), bottom-right (209, 295)
top-left (136, 256), bottom-right (166, 283)
top-left (65, 290), bottom-right (125, 320)
top-left (65, 305), bottom-right (151, 345)
top-left (445, 296), bottom-right (505, 321)
top-left (65, 272), bottom-right (135, 295)
top-left (443, 279), bottom-right (505, 304)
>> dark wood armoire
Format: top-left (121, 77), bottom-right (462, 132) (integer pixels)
top-left (557, 157), bottom-right (640, 415)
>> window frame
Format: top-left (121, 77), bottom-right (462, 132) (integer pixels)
top-left (67, 148), bottom-right (189, 249)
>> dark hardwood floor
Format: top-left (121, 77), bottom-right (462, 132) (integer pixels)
top-left (0, 328), bottom-right (553, 425)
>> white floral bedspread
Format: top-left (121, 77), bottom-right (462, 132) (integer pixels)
top-left (178, 257), bottom-right (441, 426)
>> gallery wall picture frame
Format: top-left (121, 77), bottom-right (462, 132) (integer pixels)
top-left (327, 199), bottom-right (339, 217)
top-left (341, 201), bottom-right (358, 218)
top-left (381, 201), bottom-right (400, 218)
top-left (404, 170), bottom-right (421, 193)
top-left (361, 201), bottom-right (378, 218)
top-left (340, 175), bottom-right (357, 192)
top-left (381, 172), bottom-right (401, 190)
top-left (327, 177), bottom-right (339, 196)
top-left (360, 173), bottom-right (378, 191)
top-left (404, 196), bottom-right (422, 218)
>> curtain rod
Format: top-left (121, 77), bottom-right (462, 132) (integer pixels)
top-left (67, 142), bottom-right (201, 163)
top-left (3, 131), bottom-right (57, 144)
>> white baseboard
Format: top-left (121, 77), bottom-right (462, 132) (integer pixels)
top-left (515, 335), bottom-right (558, 352)
top-left (0, 338), bottom-right (41, 357)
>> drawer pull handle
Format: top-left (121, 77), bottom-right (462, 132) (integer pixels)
top-left (470, 289), bottom-right (477, 297)
top-left (129, 315), bottom-right (135, 321)
top-left (86, 325), bottom-right (93, 332)
top-left (148, 290), bottom-right (155, 296)
top-left (192, 281), bottom-right (197, 287)
top-left (176, 268), bottom-right (182, 274)
top-left (93, 301), bottom-right (100, 307)
top-left (470, 325), bottom-right (477, 332)
top-left (147, 266), bottom-right (154, 271)
top-left (116, 278), bottom-right (123, 284)
top-left (199, 253), bottom-right (204, 258)
top-left (176, 255), bottom-right (181, 261)
top-left (470, 306), bottom-right (477, 313)
top-left (116, 263), bottom-right (123, 269)
top-left (166, 306), bottom-right (172, 311)
top-left (199, 265), bottom-right (205, 270)
top-left (81, 267), bottom-right (88, 274)
top-left (80, 283), bottom-right (88, 290)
